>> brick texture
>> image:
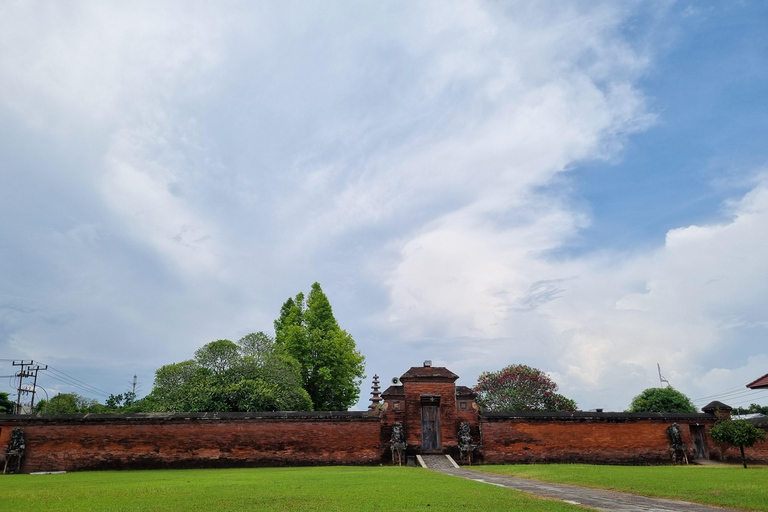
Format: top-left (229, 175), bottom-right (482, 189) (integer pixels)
top-left (1, 413), bottom-right (382, 473)
top-left (480, 414), bottom-right (715, 464)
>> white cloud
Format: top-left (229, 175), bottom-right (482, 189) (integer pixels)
top-left (384, 175), bottom-right (768, 410)
top-left (0, 2), bottom-right (222, 128)
top-left (1, 1), bottom-right (765, 413)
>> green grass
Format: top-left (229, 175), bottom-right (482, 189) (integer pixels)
top-left (0, 466), bottom-right (590, 511)
top-left (471, 464), bottom-right (768, 511)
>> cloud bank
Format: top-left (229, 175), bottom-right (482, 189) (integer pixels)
top-left (0, 1), bottom-right (766, 410)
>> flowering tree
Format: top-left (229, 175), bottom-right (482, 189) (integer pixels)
top-left (474, 364), bottom-right (577, 412)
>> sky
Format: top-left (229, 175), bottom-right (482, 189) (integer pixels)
top-left (1, 1), bottom-right (767, 412)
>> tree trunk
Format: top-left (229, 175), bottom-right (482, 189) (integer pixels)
top-left (740, 445), bottom-right (747, 469)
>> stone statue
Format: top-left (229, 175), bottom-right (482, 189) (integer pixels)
top-left (3, 427), bottom-right (25, 474)
top-left (390, 422), bottom-right (406, 466)
top-left (666, 423), bottom-right (688, 464)
top-left (458, 421), bottom-right (477, 465)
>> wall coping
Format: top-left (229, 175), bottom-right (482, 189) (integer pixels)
top-left (0, 411), bottom-right (378, 424)
top-left (480, 411), bottom-right (716, 422)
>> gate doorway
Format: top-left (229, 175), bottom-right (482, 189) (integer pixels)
top-left (421, 395), bottom-right (441, 451)
top-left (690, 425), bottom-right (708, 460)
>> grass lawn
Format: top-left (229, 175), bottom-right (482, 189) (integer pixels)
top-left (471, 464), bottom-right (768, 511)
top-left (0, 466), bottom-right (591, 512)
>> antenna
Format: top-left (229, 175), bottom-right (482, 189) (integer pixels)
top-left (657, 363), bottom-right (670, 388)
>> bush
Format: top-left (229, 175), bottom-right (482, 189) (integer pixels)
top-left (627, 387), bottom-right (697, 413)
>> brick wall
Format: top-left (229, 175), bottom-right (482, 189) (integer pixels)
top-left (713, 435), bottom-right (768, 464)
top-left (480, 412), bottom-right (719, 465)
top-left (0, 412), bottom-right (382, 473)
top-left (4, 411), bottom-right (768, 472)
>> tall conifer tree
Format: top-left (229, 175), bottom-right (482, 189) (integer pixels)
top-left (274, 283), bottom-right (365, 410)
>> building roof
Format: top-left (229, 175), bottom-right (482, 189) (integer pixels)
top-left (455, 385), bottom-right (477, 398)
top-left (380, 385), bottom-right (404, 398)
top-left (702, 401), bottom-right (732, 413)
top-left (400, 366), bottom-right (458, 381)
top-left (746, 373), bottom-right (768, 389)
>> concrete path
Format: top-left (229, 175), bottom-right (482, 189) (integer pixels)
top-left (419, 456), bottom-right (742, 512)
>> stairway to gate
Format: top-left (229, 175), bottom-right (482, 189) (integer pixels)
top-left (417, 454), bottom-right (460, 470)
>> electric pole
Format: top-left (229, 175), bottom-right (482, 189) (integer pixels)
top-left (12, 360), bottom-right (48, 413)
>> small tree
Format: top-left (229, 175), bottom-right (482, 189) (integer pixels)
top-left (0, 391), bottom-right (14, 414)
top-left (709, 419), bottom-right (766, 469)
top-left (474, 364), bottom-right (577, 412)
top-left (627, 387), bottom-right (697, 413)
top-left (733, 403), bottom-right (768, 415)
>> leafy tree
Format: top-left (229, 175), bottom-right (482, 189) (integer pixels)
top-left (102, 391), bottom-right (146, 413)
top-left (710, 418), bottom-right (766, 468)
top-left (0, 391), bottom-right (14, 414)
top-left (627, 387), bottom-right (697, 413)
top-left (238, 331), bottom-right (279, 364)
top-left (146, 333), bottom-right (312, 413)
top-left (195, 339), bottom-right (240, 376)
top-left (474, 364), bottom-right (577, 412)
top-left (105, 393), bottom-right (125, 409)
top-left (38, 393), bottom-right (103, 414)
top-left (274, 283), bottom-right (366, 411)
top-left (733, 403), bottom-right (768, 416)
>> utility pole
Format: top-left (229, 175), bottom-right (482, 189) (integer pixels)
top-left (12, 360), bottom-right (48, 413)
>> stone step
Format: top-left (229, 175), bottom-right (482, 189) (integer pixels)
top-left (417, 454), bottom-right (459, 470)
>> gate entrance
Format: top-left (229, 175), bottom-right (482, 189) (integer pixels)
top-left (421, 394), bottom-right (441, 451)
top-left (690, 425), bottom-right (709, 460)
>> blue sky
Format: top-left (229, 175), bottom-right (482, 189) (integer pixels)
top-left (1, 1), bottom-right (767, 411)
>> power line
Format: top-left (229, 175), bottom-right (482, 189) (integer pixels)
top-left (43, 370), bottom-right (111, 399)
top-left (692, 382), bottom-right (763, 402)
top-left (722, 395), bottom-right (768, 408)
top-left (2, 360), bottom-right (112, 399)
top-left (46, 365), bottom-right (111, 397)
top-left (694, 389), bottom-right (766, 404)
top-left (46, 365), bottom-right (109, 392)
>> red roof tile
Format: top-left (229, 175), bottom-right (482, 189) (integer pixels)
top-left (747, 373), bottom-right (768, 389)
top-left (381, 385), bottom-right (404, 397)
top-left (455, 385), bottom-right (477, 398)
top-left (400, 366), bottom-right (458, 381)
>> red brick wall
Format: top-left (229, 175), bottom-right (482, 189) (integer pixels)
top-left (0, 412), bottom-right (382, 473)
top-left (713, 436), bottom-right (768, 464)
top-left (480, 414), bottom-right (719, 465)
top-left (5, 410), bottom-right (765, 473)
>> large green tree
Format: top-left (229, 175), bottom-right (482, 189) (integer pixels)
top-left (0, 391), bottom-right (14, 414)
top-left (627, 387), bottom-right (697, 413)
top-left (710, 418), bottom-right (766, 468)
top-left (474, 364), bottom-right (577, 412)
top-left (37, 393), bottom-right (102, 414)
top-left (147, 334), bottom-right (312, 412)
top-left (274, 283), bottom-right (365, 411)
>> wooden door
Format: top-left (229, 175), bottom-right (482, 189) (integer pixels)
top-left (690, 425), bottom-right (708, 460)
top-left (421, 405), bottom-right (441, 451)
